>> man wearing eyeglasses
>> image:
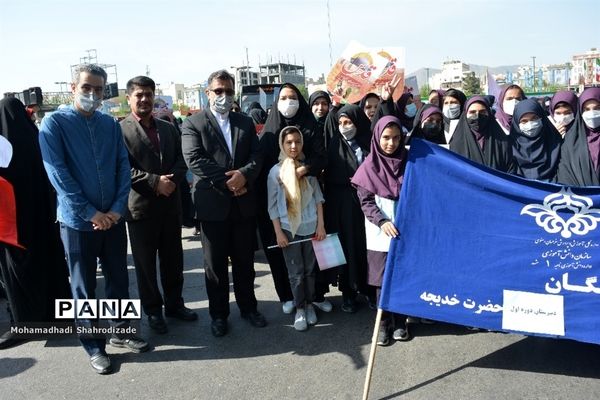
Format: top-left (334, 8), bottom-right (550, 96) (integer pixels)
top-left (182, 69), bottom-right (266, 337)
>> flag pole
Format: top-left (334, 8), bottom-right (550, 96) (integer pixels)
top-left (362, 307), bottom-right (383, 400)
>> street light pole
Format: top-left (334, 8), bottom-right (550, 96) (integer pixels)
top-left (531, 56), bottom-right (536, 93)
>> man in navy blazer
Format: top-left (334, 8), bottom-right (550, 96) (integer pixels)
top-left (181, 70), bottom-right (266, 337)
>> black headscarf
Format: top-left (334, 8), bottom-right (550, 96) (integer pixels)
top-left (444, 88), bottom-right (467, 110)
top-left (449, 96), bottom-right (515, 173)
top-left (510, 99), bottom-right (561, 181)
top-left (409, 104), bottom-right (446, 144)
top-left (249, 108), bottom-right (267, 125)
top-left (324, 104), bottom-right (372, 186)
top-left (555, 88), bottom-right (600, 186)
top-left (358, 93), bottom-right (380, 115)
top-left (442, 88), bottom-right (467, 137)
top-left (260, 83), bottom-right (326, 177)
top-left (394, 93), bottom-right (415, 132)
top-left (308, 90), bottom-right (331, 129)
top-left (370, 92), bottom-right (414, 133)
top-left (308, 90), bottom-right (331, 109)
top-left (246, 101), bottom-right (264, 113)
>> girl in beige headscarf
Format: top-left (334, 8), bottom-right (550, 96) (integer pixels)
top-left (267, 126), bottom-right (326, 331)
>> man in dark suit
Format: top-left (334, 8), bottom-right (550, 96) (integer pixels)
top-left (181, 69), bottom-right (266, 337)
top-left (121, 76), bottom-right (197, 334)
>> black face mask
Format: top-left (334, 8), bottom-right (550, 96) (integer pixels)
top-left (467, 114), bottom-right (489, 132)
top-left (422, 123), bottom-right (442, 139)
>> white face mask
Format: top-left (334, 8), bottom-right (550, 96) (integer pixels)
top-left (76, 92), bottom-right (102, 113)
top-left (278, 99), bottom-right (299, 118)
top-left (503, 99), bottom-right (520, 116)
top-left (211, 94), bottom-right (233, 114)
top-left (339, 124), bottom-right (357, 140)
top-left (519, 119), bottom-right (543, 137)
top-left (582, 110), bottom-right (600, 129)
top-left (553, 113), bottom-right (575, 126)
top-left (442, 104), bottom-right (461, 119)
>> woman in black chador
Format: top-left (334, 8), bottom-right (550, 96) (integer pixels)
top-left (0, 98), bottom-right (71, 349)
top-left (323, 104), bottom-right (373, 312)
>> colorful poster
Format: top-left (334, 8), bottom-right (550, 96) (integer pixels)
top-left (326, 41), bottom-right (405, 104)
top-left (380, 139), bottom-right (600, 345)
top-left (372, 47), bottom-right (405, 102)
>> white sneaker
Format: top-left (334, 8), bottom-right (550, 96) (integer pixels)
top-left (294, 309), bottom-right (308, 331)
top-left (312, 299), bottom-right (333, 313)
top-left (305, 304), bottom-right (318, 326)
top-left (282, 301), bottom-right (295, 314)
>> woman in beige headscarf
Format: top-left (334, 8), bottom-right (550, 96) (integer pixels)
top-left (267, 126), bottom-right (326, 331)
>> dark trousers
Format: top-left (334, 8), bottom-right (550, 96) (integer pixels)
top-left (200, 201), bottom-right (258, 320)
top-left (127, 214), bottom-right (184, 316)
top-left (256, 207), bottom-right (293, 302)
top-left (59, 222), bottom-right (130, 357)
top-left (180, 175), bottom-right (195, 227)
top-left (281, 232), bottom-right (316, 307)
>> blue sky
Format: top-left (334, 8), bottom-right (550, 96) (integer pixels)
top-left (0, 0), bottom-right (596, 94)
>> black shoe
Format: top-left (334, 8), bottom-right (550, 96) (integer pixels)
top-left (211, 318), bottom-right (228, 337)
top-left (182, 219), bottom-right (195, 228)
top-left (0, 331), bottom-right (27, 350)
top-left (367, 296), bottom-right (377, 310)
top-left (393, 327), bottom-right (411, 341)
top-left (90, 352), bottom-right (112, 374)
top-left (392, 315), bottom-right (411, 341)
top-left (165, 306), bottom-right (198, 321)
top-left (341, 297), bottom-right (357, 313)
top-left (241, 311), bottom-right (267, 328)
top-left (148, 314), bottom-right (168, 334)
top-left (377, 324), bottom-right (391, 346)
top-left (109, 336), bottom-right (150, 353)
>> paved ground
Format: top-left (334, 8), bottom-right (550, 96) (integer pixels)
top-left (1, 227), bottom-right (600, 400)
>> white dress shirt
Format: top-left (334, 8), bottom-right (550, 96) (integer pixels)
top-left (211, 108), bottom-right (233, 155)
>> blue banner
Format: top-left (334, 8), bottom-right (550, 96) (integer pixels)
top-left (380, 139), bottom-right (600, 345)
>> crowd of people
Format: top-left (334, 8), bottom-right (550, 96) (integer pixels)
top-left (1, 63), bottom-right (599, 375)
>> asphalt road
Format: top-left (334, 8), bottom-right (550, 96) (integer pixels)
top-left (1, 227), bottom-right (599, 400)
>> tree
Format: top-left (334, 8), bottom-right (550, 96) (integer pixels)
top-left (462, 72), bottom-right (482, 97)
top-left (544, 83), bottom-right (568, 94)
top-left (419, 84), bottom-right (431, 99)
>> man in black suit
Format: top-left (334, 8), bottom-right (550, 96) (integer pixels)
top-left (181, 69), bottom-right (266, 337)
top-left (121, 76), bottom-right (197, 334)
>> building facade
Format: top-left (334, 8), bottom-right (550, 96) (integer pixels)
top-left (429, 60), bottom-right (470, 90)
top-left (259, 62), bottom-right (305, 86)
top-left (571, 48), bottom-right (600, 86)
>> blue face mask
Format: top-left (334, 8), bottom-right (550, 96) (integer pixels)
top-left (405, 103), bottom-right (417, 117)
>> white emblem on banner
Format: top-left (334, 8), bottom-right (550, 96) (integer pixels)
top-left (521, 188), bottom-right (600, 238)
